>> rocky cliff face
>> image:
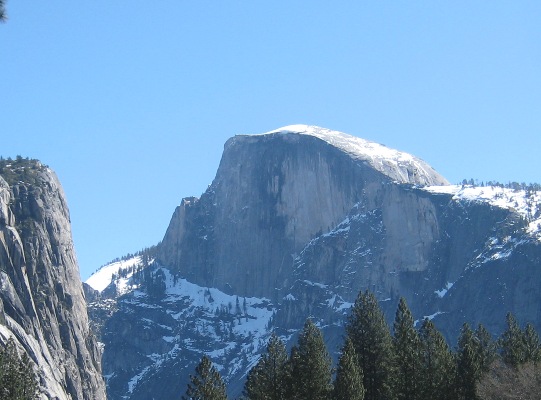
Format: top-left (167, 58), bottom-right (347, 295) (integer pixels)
top-left (0, 159), bottom-right (106, 400)
top-left (86, 125), bottom-right (541, 399)
top-left (159, 125), bottom-right (448, 299)
top-left (279, 184), bottom-right (541, 344)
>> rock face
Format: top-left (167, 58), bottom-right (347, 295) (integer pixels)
top-left (0, 159), bottom-right (106, 400)
top-left (159, 125), bottom-right (448, 299)
top-left (279, 184), bottom-right (541, 345)
top-left (87, 125), bottom-right (541, 399)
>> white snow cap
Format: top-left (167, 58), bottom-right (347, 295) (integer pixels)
top-left (85, 256), bottom-right (142, 292)
top-left (252, 124), bottom-right (449, 186)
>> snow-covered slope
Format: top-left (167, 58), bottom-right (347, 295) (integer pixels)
top-left (250, 124), bottom-right (449, 186)
top-left (93, 263), bottom-right (276, 400)
top-left (86, 256), bottom-right (143, 293)
top-left (424, 185), bottom-right (541, 240)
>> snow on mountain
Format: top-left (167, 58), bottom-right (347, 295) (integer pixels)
top-left (86, 256), bottom-right (143, 293)
top-left (98, 263), bottom-right (276, 399)
top-left (90, 126), bottom-right (541, 399)
top-left (252, 125), bottom-right (449, 186)
top-left (424, 184), bottom-right (541, 241)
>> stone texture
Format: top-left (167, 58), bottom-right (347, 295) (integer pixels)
top-left (91, 126), bottom-right (541, 399)
top-left (0, 160), bottom-right (106, 400)
top-left (158, 128), bottom-right (448, 299)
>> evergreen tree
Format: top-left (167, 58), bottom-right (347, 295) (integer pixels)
top-left (0, 338), bottom-right (39, 400)
top-left (393, 297), bottom-right (422, 400)
top-left (522, 323), bottom-right (541, 364)
top-left (455, 323), bottom-right (481, 400)
top-left (244, 363), bottom-right (265, 400)
top-left (288, 319), bottom-right (333, 400)
top-left (500, 313), bottom-right (526, 366)
top-left (0, 0), bottom-right (6, 22)
top-left (418, 319), bottom-right (455, 400)
top-left (474, 324), bottom-right (496, 374)
top-left (243, 333), bottom-right (289, 400)
top-left (333, 337), bottom-right (365, 400)
top-left (286, 345), bottom-right (300, 399)
top-left (346, 290), bottom-right (395, 400)
top-left (182, 355), bottom-right (227, 400)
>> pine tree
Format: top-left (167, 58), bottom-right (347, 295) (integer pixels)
top-left (500, 313), bottom-right (526, 366)
top-left (243, 333), bottom-right (289, 400)
top-left (418, 318), bottom-right (455, 400)
top-left (474, 324), bottom-right (496, 374)
top-left (455, 323), bottom-right (481, 400)
top-left (286, 345), bottom-right (300, 399)
top-left (333, 337), bottom-right (365, 400)
top-left (522, 323), bottom-right (541, 364)
top-left (18, 353), bottom-right (38, 400)
top-left (183, 355), bottom-right (228, 400)
top-left (393, 297), bottom-right (422, 400)
top-left (0, 338), bottom-right (39, 400)
top-left (0, 0), bottom-right (6, 22)
top-left (288, 319), bottom-right (333, 400)
top-left (244, 363), bottom-right (265, 400)
top-left (346, 290), bottom-right (395, 400)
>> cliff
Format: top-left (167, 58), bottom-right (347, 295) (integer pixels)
top-left (0, 158), bottom-right (106, 400)
top-left (86, 126), bottom-right (541, 399)
top-left (158, 125), bottom-right (448, 299)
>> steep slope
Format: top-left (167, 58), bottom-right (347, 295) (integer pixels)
top-left (86, 126), bottom-right (541, 399)
top-left (159, 125), bottom-right (448, 299)
top-left (279, 184), bottom-right (541, 343)
top-left (0, 158), bottom-right (106, 400)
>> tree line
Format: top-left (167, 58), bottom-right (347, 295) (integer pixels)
top-left (182, 290), bottom-right (541, 400)
top-left (460, 178), bottom-right (541, 193)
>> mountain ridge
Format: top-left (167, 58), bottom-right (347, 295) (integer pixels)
top-left (84, 126), bottom-right (541, 399)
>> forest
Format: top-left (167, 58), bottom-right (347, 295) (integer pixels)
top-left (183, 290), bottom-right (541, 400)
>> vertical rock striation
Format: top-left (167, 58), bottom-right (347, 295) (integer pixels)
top-left (158, 125), bottom-right (448, 299)
top-left (90, 125), bottom-right (541, 399)
top-left (0, 159), bottom-right (106, 400)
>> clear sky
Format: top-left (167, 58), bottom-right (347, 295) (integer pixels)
top-left (1, 2), bottom-right (540, 280)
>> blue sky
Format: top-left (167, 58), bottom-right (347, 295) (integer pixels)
top-left (1, 2), bottom-right (540, 280)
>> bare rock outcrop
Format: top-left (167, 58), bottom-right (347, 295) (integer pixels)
top-left (91, 125), bottom-right (541, 399)
top-left (0, 159), bottom-right (106, 400)
top-left (159, 125), bottom-right (448, 299)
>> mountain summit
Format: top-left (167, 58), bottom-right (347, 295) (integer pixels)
top-left (251, 125), bottom-right (449, 186)
top-left (86, 126), bottom-right (540, 399)
top-left (159, 125), bottom-right (448, 299)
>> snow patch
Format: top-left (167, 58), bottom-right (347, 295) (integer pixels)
top-left (435, 282), bottom-right (454, 298)
top-left (85, 256), bottom-right (144, 292)
top-left (424, 311), bottom-right (445, 321)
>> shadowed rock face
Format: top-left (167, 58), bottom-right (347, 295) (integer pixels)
top-left (280, 183), bottom-right (541, 345)
top-left (158, 127), bottom-right (448, 299)
top-left (0, 160), bottom-right (106, 400)
top-left (91, 126), bottom-right (541, 400)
